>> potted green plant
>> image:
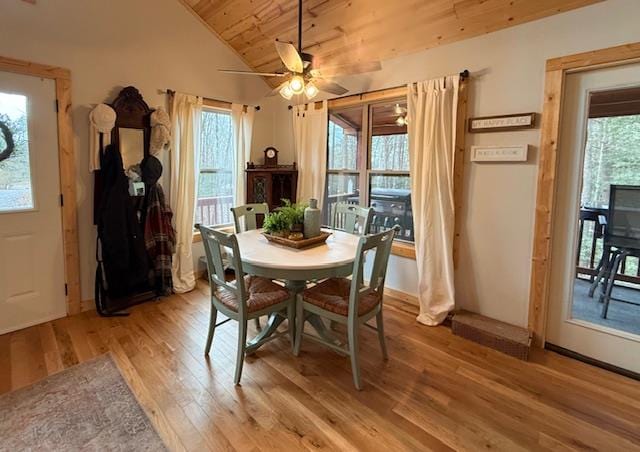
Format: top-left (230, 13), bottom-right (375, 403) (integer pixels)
top-left (278, 199), bottom-right (307, 235)
top-left (262, 210), bottom-right (289, 237)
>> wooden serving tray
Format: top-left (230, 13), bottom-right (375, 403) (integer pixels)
top-left (262, 231), bottom-right (331, 249)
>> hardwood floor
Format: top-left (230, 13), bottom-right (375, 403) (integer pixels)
top-left (1, 281), bottom-right (639, 451)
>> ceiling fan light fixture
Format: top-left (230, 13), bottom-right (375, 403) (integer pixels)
top-left (304, 81), bottom-right (319, 99)
top-left (279, 83), bottom-right (294, 100)
top-left (396, 115), bottom-right (407, 127)
top-left (289, 75), bottom-right (305, 94)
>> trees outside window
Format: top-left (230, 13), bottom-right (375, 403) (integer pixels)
top-left (195, 108), bottom-right (234, 227)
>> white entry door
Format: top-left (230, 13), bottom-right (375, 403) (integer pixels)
top-left (547, 62), bottom-right (640, 374)
top-left (0, 71), bottom-right (66, 334)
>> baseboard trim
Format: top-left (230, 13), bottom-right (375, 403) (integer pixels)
top-left (80, 299), bottom-right (95, 312)
top-left (383, 286), bottom-right (418, 306)
top-left (545, 342), bottom-right (640, 381)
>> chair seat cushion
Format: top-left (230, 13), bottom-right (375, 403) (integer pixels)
top-left (302, 278), bottom-right (381, 316)
top-left (215, 276), bottom-right (289, 313)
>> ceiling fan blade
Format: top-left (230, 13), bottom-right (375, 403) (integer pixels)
top-left (314, 79), bottom-right (349, 96)
top-left (219, 69), bottom-right (287, 77)
top-left (266, 80), bottom-right (292, 97)
top-left (310, 61), bottom-right (382, 78)
top-left (275, 41), bottom-right (304, 73)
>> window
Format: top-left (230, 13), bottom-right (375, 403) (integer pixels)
top-left (325, 99), bottom-right (414, 242)
top-left (0, 92), bottom-right (34, 212)
top-left (195, 108), bottom-right (234, 227)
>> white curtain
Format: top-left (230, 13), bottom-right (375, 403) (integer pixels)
top-left (407, 75), bottom-right (459, 326)
top-left (292, 101), bottom-right (328, 208)
top-left (231, 104), bottom-right (256, 206)
top-left (169, 93), bottom-right (202, 293)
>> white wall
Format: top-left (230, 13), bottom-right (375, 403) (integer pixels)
top-left (252, 0), bottom-right (640, 327)
top-left (0, 0), bottom-right (269, 302)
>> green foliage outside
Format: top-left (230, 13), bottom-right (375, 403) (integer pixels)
top-left (578, 114), bottom-right (640, 280)
top-left (198, 110), bottom-right (234, 199)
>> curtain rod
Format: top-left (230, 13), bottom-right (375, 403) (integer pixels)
top-left (159, 89), bottom-right (261, 111)
top-left (286, 69), bottom-right (470, 110)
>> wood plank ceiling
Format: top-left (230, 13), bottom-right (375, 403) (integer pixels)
top-left (180, 0), bottom-right (603, 87)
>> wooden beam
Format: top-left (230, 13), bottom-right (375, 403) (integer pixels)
top-left (0, 55), bottom-right (81, 316)
top-left (546, 42), bottom-right (640, 72)
top-left (453, 78), bottom-right (469, 268)
top-left (528, 69), bottom-right (564, 347)
top-left (528, 41), bottom-right (640, 347)
top-left (0, 55), bottom-right (70, 80)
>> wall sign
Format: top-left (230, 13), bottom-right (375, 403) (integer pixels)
top-left (471, 145), bottom-right (529, 162)
top-left (468, 113), bottom-right (536, 133)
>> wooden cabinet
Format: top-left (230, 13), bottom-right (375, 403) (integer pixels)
top-left (246, 166), bottom-right (298, 211)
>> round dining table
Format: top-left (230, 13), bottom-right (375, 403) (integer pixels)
top-left (233, 228), bottom-right (361, 353)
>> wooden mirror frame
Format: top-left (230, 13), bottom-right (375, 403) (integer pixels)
top-left (110, 86), bottom-right (152, 162)
top-left (528, 42), bottom-right (640, 347)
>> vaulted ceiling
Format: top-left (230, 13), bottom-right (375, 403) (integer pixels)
top-left (180, 0), bottom-right (602, 87)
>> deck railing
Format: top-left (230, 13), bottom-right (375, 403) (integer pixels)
top-left (577, 207), bottom-right (640, 285)
top-left (195, 195), bottom-right (234, 227)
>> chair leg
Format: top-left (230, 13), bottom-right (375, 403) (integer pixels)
top-left (376, 311), bottom-right (388, 361)
top-left (294, 294), bottom-right (304, 356)
top-left (287, 298), bottom-right (296, 352)
top-left (601, 252), bottom-right (625, 319)
top-left (205, 301), bottom-right (218, 355)
top-left (234, 320), bottom-right (248, 385)
top-left (254, 317), bottom-right (262, 331)
top-left (347, 321), bottom-right (362, 390)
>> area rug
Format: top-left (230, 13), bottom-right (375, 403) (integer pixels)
top-left (0, 354), bottom-right (166, 451)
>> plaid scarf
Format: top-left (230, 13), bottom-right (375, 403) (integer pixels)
top-left (144, 184), bottom-right (175, 294)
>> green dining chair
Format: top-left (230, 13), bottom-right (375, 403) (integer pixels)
top-left (294, 226), bottom-right (399, 390)
top-left (197, 225), bottom-right (295, 385)
top-left (331, 203), bottom-right (374, 236)
top-left (231, 203), bottom-right (270, 330)
top-left (231, 203), bottom-right (269, 233)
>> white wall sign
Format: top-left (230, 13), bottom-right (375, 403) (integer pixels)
top-left (471, 145), bottom-right (529, 162)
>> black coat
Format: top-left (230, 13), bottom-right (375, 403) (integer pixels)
top-left (97, 144), bottom-right (149, 297)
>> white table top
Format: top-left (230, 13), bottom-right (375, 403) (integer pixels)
top-left (234, 229), bottom-right (360, 271)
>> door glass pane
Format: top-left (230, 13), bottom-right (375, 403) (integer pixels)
top-left (324, 173), bottom-right (359, 225)
top-left (369, 174), bottom-right (414, 242)
top-left (370, 100), bottom-right (409, 171)
top-left (572, 86), bottom-right (640, 336)
top-left (328, 107), bottom-right (362, 170)
top-left (0, 92), bottom-right (33, 212)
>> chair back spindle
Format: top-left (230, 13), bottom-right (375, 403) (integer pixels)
top-left (231, 203), bottom-right (269, 233)
top-left (332, 203), bottom-right (374, 236)
top-left (348, 226), bottom-right (399, 319)
top-left (197, 225), bottom-right (248, 316)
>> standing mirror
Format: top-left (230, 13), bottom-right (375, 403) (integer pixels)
top-left (110, 86), bottom-right (152, 170)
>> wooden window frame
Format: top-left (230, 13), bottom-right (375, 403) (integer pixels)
top-left (324, 80), bottom-right (468, 262)
top-left (0, 55), bottom-right (81, 314)
top-left (528, 42), bottom-right (640, 347)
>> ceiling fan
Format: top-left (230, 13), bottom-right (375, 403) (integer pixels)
top-left (218, 0), bottom-right (382, 100)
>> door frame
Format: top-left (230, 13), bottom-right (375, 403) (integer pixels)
top-left (0, 55), bottom-right (81, 315)
top-left (528, 42), bottom-right (640, 347)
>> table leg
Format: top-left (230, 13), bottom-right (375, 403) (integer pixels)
top-left (307, 314), bottom-right (343, 346)
top-left (245, 312), bottom-right (285, 355)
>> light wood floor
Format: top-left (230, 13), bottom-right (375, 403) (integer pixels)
top-left (1, 281), bottom-right (639, 451)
